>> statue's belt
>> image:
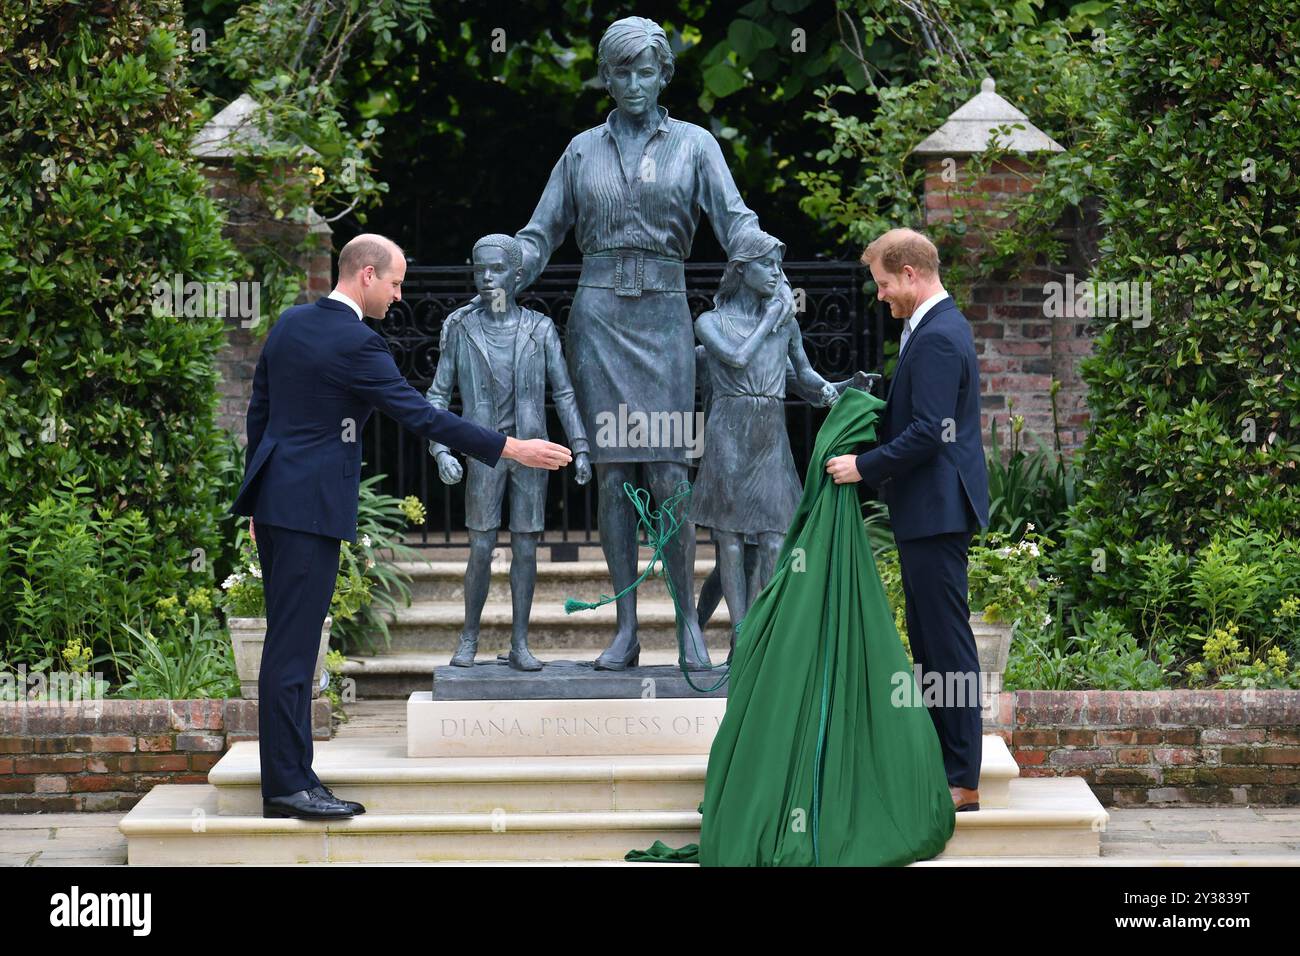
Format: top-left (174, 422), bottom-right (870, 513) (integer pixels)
top-left (714, 391), bottom-right (783, 400)
top-left (579, 252), bottom-right (686, 296)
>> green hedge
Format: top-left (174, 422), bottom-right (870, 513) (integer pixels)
top-left (0, 1), bottom-right (239, 665)
top-left (1062, 0), bottom-right (1300, 638)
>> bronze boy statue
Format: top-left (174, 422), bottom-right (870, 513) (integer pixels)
top-left (426, 234), bottom-right (591, 670)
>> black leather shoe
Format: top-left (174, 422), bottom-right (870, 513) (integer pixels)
top-left (262, 788), bottom-right (354, 819)
top-left (311, 784), bottom-right (366, 814)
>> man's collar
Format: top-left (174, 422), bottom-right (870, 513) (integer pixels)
top-left (327, 289), bottom-right (363, 320)
top-left (600, 105), bottom-right (671, 137)
top-left (908, 290), bottom-right (949, 330)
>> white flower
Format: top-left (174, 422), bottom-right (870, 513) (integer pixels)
top-left (362, 534), bottom-right (372, 549)
top-left (221, 573), bottom-right (242, 591)
top-left (1026, 523), bottom-right (1035, 532)
top-left (1043, 614), bottom-right (1052, 626)
top-left (249, 564), bottom-right (262, 579)
top-left (365, 558), bottom-right (374, 570)
top-left (1027, 543), bottom-right (1040, 558)
top-left (995, 547), bottom-right (1012, 558)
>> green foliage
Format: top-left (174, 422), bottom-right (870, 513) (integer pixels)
top-left (220, 530), bottom-right (266, 617)
top-left (0, 0), bottom-right (240, 672)
top-left (321, 648), bottom-right (351, 724)
top-left (873, 544), bottom-right (910, 656)
top-left (191, 0), bottom-right (435, 330)
top-left (968, 527), bottom-right (1058, 632)
top-left (1061, 0), bottom-right (1300, 625)
top-left (796, 1), bottom-right (1116, 294)
top-left (115, 613), bottom-right (239, 699)
top-left (0, 476), bottom-right (224, 678)
top-left (985, 385), bottom-right (1079, 541)
top-left (1023, 522), bottom-right (1300, 689)
top-left (1005, 606), bottom-right (1178, 691)
top-left (1185, 621), bottom-right (1300, 691)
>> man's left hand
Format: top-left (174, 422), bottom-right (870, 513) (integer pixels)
top-left (825, 454), bottom-right (862, 484)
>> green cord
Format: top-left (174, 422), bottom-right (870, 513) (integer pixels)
top-left (563, 480), bottom-right (728, 694)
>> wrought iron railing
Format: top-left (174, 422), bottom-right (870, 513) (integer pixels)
top-left (363, 261), bottom-right (886, 548)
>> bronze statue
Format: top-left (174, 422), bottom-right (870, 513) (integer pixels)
top-left (426, 234), bottom-right (591, 670)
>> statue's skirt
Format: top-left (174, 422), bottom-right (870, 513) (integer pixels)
top-left (566, 283), bottom-right (696, 466)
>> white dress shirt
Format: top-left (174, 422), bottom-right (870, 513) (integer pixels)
top-left (327, 289), bottom-right (363, 320)
top-left (897, 289), bottom-right (949, 360)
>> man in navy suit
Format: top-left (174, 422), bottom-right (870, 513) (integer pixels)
top-left (231, 233), bottom-right (572, 820)
top-left (825, 228), bottom-right (990, 812)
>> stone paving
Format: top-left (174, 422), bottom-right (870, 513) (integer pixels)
top-left (2, 700), bottom-right (1297, 866)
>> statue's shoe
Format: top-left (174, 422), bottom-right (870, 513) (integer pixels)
top-left (450, 635), bottom-right (478, 667)
top-left (594, 640), bottom-right (641, 670)
top-left (508, 646), bottom-right (543, 671)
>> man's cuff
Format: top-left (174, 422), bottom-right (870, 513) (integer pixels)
top-left (855, 449), bottom-right (880, 486)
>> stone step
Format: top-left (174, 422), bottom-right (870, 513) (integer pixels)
top-left (373, 600), bottom-right (733, 655)
top-left (390, 559), bottom-right (717, 605)
top-left (379, 539), bottom-right (690, 565)
top-left (206, 734), bottom-right (1021, 815)
top-left (119, 776), bottom-right (1104, 865)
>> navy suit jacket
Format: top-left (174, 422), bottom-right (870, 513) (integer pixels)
top-left (855, 296), bottom-right (989, 543)
top-left (230, 297), bottom-right (507, 542)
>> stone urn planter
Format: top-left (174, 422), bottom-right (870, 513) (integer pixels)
top-left (969, 609), bottom-right (1013, 700)
top-left (229, 616), bottom-right (332, 700)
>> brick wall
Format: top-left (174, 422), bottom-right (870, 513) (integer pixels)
top-left (0, 699), bottom-right (331, 813)
top-left (201, 164), bottom-right (335, 443)
top-left (986, 690), bottom-right (1300, 807)
top-left (923, 156), bottom-right (1095, 453)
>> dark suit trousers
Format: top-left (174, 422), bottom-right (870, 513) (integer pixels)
top-left (896, 530), bottom-right (983, 790)
top-left (253, 522), bottom-right (340, 798)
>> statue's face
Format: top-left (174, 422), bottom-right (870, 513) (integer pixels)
top-left (741, 251), bottom-right (783, 298)
top-left (472, 245), bottom-right (519, 307)
top-left (606, 47), bottom-right (665, 119)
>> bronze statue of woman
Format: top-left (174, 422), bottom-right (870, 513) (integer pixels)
top-left (504, 16), bottom-right (791, 671)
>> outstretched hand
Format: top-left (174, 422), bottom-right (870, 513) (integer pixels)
top-left (504, 436), bottom-right (573, 470)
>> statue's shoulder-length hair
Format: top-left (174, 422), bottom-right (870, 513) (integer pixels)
top-left (597, 17), bottom-right (675, 87)
top-left (712, 239), bottom-right (785, 312)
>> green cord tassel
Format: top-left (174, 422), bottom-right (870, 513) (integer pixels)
top-left (562, 480), bottom-right (728, 694)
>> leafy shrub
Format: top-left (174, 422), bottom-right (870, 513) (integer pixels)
top-left (1006, 606), bottom-right (1178, 691)
top-left (0, 477), bottom-right (219, 676)
top-left (797, 3), bottom-right (1115, 297)
top-left (1060, 0), bottom-right (1300, 620)
top-left (115, 613), bottom-right (239, 700)
top-left (0, 1), bottom-right (240, 669)
top-left (985, 386), bottom-right (1078, 542)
